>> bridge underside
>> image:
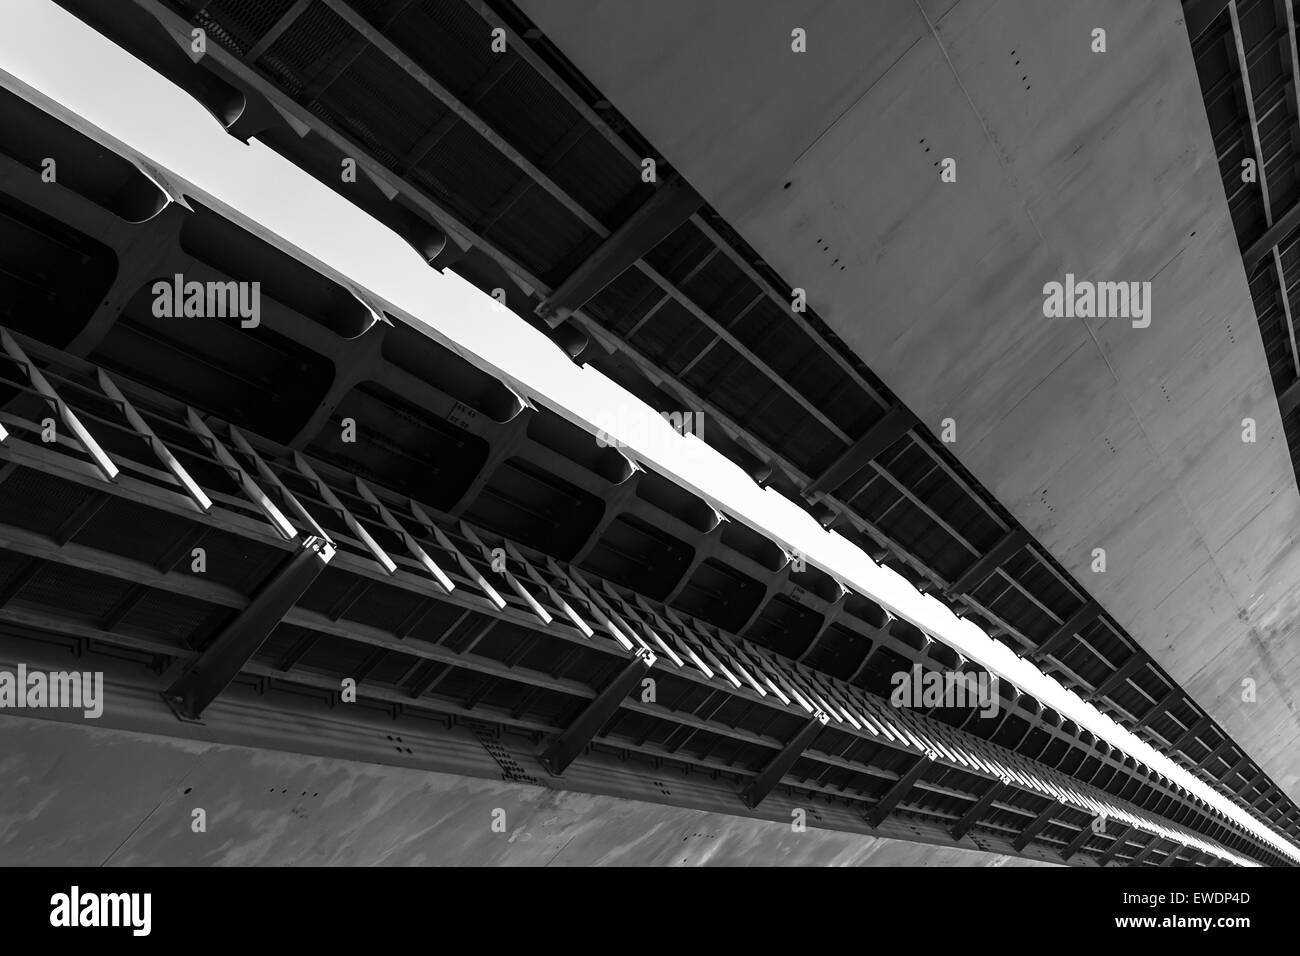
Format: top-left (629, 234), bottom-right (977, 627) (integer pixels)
top-left (10, 0), bottom-right (1300, 865)
top-left (1, 64), bottom-right (1282, 865)
top-left (514, 0), bottom-right (1300, 813)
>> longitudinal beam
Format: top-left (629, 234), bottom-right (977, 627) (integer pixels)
top-left (740, 710), bottom-right (829, 809)
top-left (163, 535), bottom-right (335, 719)
top-left (539, 646), bottom-right (655, 776)
top-left (1137, 685), bottom-right (1182, 731)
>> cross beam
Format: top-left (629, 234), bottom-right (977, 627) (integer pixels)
top-left (535, 177), bottom-right (704, 324)
top-left (804, 406), bottom-right (915, 499)
top-left (1244, 195), bottom-right (1300, 270)
top-left (946, 527), bottom-right (1028, 597)
top-left (1171, 715), bottom-right (1213, 753)
top-left (1026, 600), bottom-right (1100, 663)
top-left (1089, 654), bottom-right (1145, 702)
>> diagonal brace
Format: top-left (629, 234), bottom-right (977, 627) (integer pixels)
top-left (539, 646), bottom-right (655, 776)
top-left (740, 710), bottom-right (829, 809)
top-left (1013, 799), bottom-right (1061, 852)
top-left (1061, 815), bottom-right (1106, 861)
top-left (951, 778), bottom-right (1009, 841)
top-left (866, 751), bottom-right (934, 828)
top-left (163, 535), bottom-right (334, 719)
